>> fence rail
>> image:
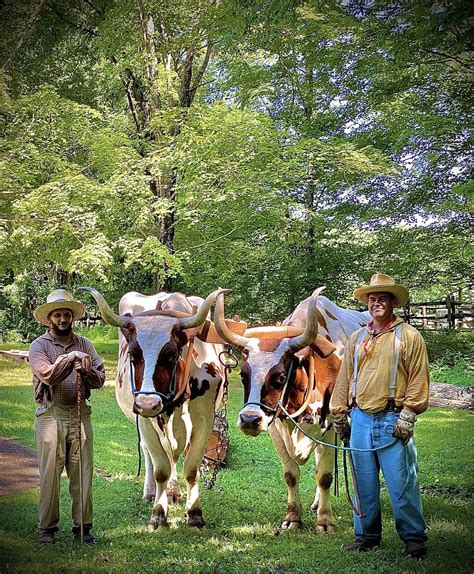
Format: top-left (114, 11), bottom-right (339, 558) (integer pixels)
top-left (403, 286), bottom-right (473, 331)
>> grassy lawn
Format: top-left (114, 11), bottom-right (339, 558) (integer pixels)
top-left (0, 333), bottom-right (473, 573)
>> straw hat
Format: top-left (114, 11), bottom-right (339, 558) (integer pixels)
top-left (34, 289), bottom-right (86, 326)
top-left (354, 273), bottom-right (409, 308)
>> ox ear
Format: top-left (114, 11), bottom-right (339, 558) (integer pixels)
top-left (120, 313), bottom-right (135, 339)
top-left (310, 335), bottom-right (336, 358)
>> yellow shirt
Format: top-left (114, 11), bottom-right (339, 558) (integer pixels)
top-left (330, 318), bottom-right (430, 415)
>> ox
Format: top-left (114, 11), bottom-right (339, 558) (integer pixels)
top-left (82, 287), bottom-right (227, 529)
top-left (214, 287), bottom-right (370, 532)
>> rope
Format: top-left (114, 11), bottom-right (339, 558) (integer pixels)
top-left (277, 402), bottom-right (399, 453)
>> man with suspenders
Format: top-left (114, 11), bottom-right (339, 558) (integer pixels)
top-left (330, 274), bottom-right (429, 559)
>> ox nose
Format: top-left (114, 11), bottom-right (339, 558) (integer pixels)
top-left (239, 413), bottom-right (262, 435)
top-left (134, 395), bottom-right (162, 416)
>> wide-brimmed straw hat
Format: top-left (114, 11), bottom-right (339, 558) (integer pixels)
top-left (34, 289), bottom-right (86, 326)
top-left (354, 273), bottom-right (409, 308)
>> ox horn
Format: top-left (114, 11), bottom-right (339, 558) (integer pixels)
top-left (214, 291), bottom-right (251, 348)
top-left (178, 288), bottom-right (230, 330)
top-left (79, 287), bottom-right (133, 329)
top-left (287, 286), bottom-right (326, 353)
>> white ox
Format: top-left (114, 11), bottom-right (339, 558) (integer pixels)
top-left (82, 287), bottom-right (226, 529)
top-left (214, 288), bottom-right (370, 532)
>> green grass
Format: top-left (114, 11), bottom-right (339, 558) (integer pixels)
top-left (0, 334), bottom-right (473, 573)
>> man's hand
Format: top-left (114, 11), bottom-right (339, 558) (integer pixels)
top-left (333, 413), bottom-right (351, 441)
top-left (393, 408), bottom-right (416, 443)
top-left (68, 351), bottom-right (92, 373)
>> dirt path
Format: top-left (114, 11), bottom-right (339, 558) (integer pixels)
top-left (0, 437), bottom-right (39, 496)
top-left (0, 383), bottom-right (471, 498)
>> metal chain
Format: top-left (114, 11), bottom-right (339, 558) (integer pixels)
top-left (201, 345), bottom-right (237, 489)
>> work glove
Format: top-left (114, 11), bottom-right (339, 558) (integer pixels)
top-left (393, 408), bottom-right (416, 443)
top-left (333, 413), bottom-right (351, 441)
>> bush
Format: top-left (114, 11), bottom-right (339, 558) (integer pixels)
top-left (421, 331), bottom-right (474, 387)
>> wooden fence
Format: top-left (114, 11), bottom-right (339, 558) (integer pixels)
top-left (77, 288), bottom-right (474, 332)
top-left (403, 286), bottom-right (474, 331)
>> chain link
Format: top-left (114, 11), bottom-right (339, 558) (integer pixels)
top-left (201, 345), bottom-right (237, 489)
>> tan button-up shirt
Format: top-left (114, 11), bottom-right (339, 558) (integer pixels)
top-left (330, 318), bottom-right (429, 415)
top-left (29, 331), bottom-right (105, 406)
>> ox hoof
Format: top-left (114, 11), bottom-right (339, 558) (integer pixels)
top-left (142, 493), bottom-right (155, 502)
top-left (148, 515), bottom-right (169, 530)
top-left (315, 521), bottom-right (335, 534)
top-left (186, 509), bottom-right (205, 529)
top-left (167, 480), bottom-right (181, 505)
top-left (281, 520), bottom-right (303, 530)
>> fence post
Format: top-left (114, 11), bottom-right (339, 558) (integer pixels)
top-left (404, 303), bottom-right (410, 324)
top-left (447, 294), bottom-right (454, 330)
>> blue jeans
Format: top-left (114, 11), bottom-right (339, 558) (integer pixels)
top-left (349, 407), bottom-right (427, 543)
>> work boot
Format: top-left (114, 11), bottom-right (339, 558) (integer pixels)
top-left (38, 529), bottom-right (55, 545)
top-left (72, 525), bottom-right (96, 545)
top-left (346, 538), bottom-right (380, 552)
top-left (405, 540), bottom-right (427, 559)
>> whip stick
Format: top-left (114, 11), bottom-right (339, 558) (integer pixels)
top-left (75, 369), bottom-right (84, 544)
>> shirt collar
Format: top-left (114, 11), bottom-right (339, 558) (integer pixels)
top-left (42, 330), bottom-right (79, 346)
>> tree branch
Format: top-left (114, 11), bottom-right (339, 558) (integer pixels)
top-left (423, 49), bottom-right (472, 70)
top-left (188, 40), bottom-right (212, 103)
top-left (2, 0), bottom-right (48, 72)
top-left (49, 2), bottom-right (98, 38)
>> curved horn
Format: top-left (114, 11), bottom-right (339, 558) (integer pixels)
top-left (214, 292), bottom-right (251, 348)
top-left (178, 288), bottom-right (230, 330)
top-left (287, 286), bottom-right (326, 353)
top-left (79, 287), bottom-right (133, 329)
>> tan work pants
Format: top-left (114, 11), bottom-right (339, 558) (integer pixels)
top-left (35, 402), bottom-right (93, 532)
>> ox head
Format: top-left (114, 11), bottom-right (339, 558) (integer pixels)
top-left (80, 287), bottom-right (227, 418)
top-left (214, 287), bottom-right (328, 436)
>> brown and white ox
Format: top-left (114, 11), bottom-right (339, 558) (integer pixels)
top-left (81, 287), bottom-right (227, 529)
top-left (214, 287), bottom-right (370, 532)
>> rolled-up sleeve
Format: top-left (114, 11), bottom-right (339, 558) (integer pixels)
top-left (29, 339), bottom-right (73, 387)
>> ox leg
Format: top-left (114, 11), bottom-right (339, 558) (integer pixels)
top-left (268, 425), bottom-right (303, 530)
top-left (166, 412), bottom-right (186, 505)
top-left (142, 444), bottom-right (156, 502)
top-left (183, 411), bottom-right (214, 528)
top-left (313, 438), bottom-right (336, 533)
top-left (138, 418), bottom-right (172, 529)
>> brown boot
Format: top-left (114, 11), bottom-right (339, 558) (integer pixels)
top-left (38, 529), bottom-right (55, 545)
top-left (346, 538), bottom-right (380, 552)
top-left (405, 540), bottom-right (427, 559)
top-left (72, 525), bottom-right (96, 544)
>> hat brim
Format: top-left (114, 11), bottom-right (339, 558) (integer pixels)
top-left (354, 285), bottom-right (408, 308)
top-left (34, 301), bottom-right (86, 326)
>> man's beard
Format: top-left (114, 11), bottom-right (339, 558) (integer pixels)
top-left (51, 324), bottom-right (73, 336)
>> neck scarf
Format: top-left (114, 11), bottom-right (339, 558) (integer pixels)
top-left (363, 316), bottom-right (396, 356)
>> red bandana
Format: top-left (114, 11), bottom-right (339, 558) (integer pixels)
top-left (363, 316), bottom-right (396, 356)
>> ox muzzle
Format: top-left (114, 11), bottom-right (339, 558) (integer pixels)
top-left (238, 403), bottom-right (277, 436)
top-left (133, 392), bottom-right (164, 417)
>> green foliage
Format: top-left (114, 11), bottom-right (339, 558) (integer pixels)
top-left (0, 0), bottom-right (472, 335)
top-left (421, 331), bottom-right (474, 387)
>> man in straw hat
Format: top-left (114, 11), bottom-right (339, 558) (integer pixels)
top-left (29, 289), bottom-right (105, 545)
top-left (330, 273), bottom-right (429, 559)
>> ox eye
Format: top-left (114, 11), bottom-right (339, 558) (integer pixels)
top-left (274, 373), bottom-right (287, 386)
